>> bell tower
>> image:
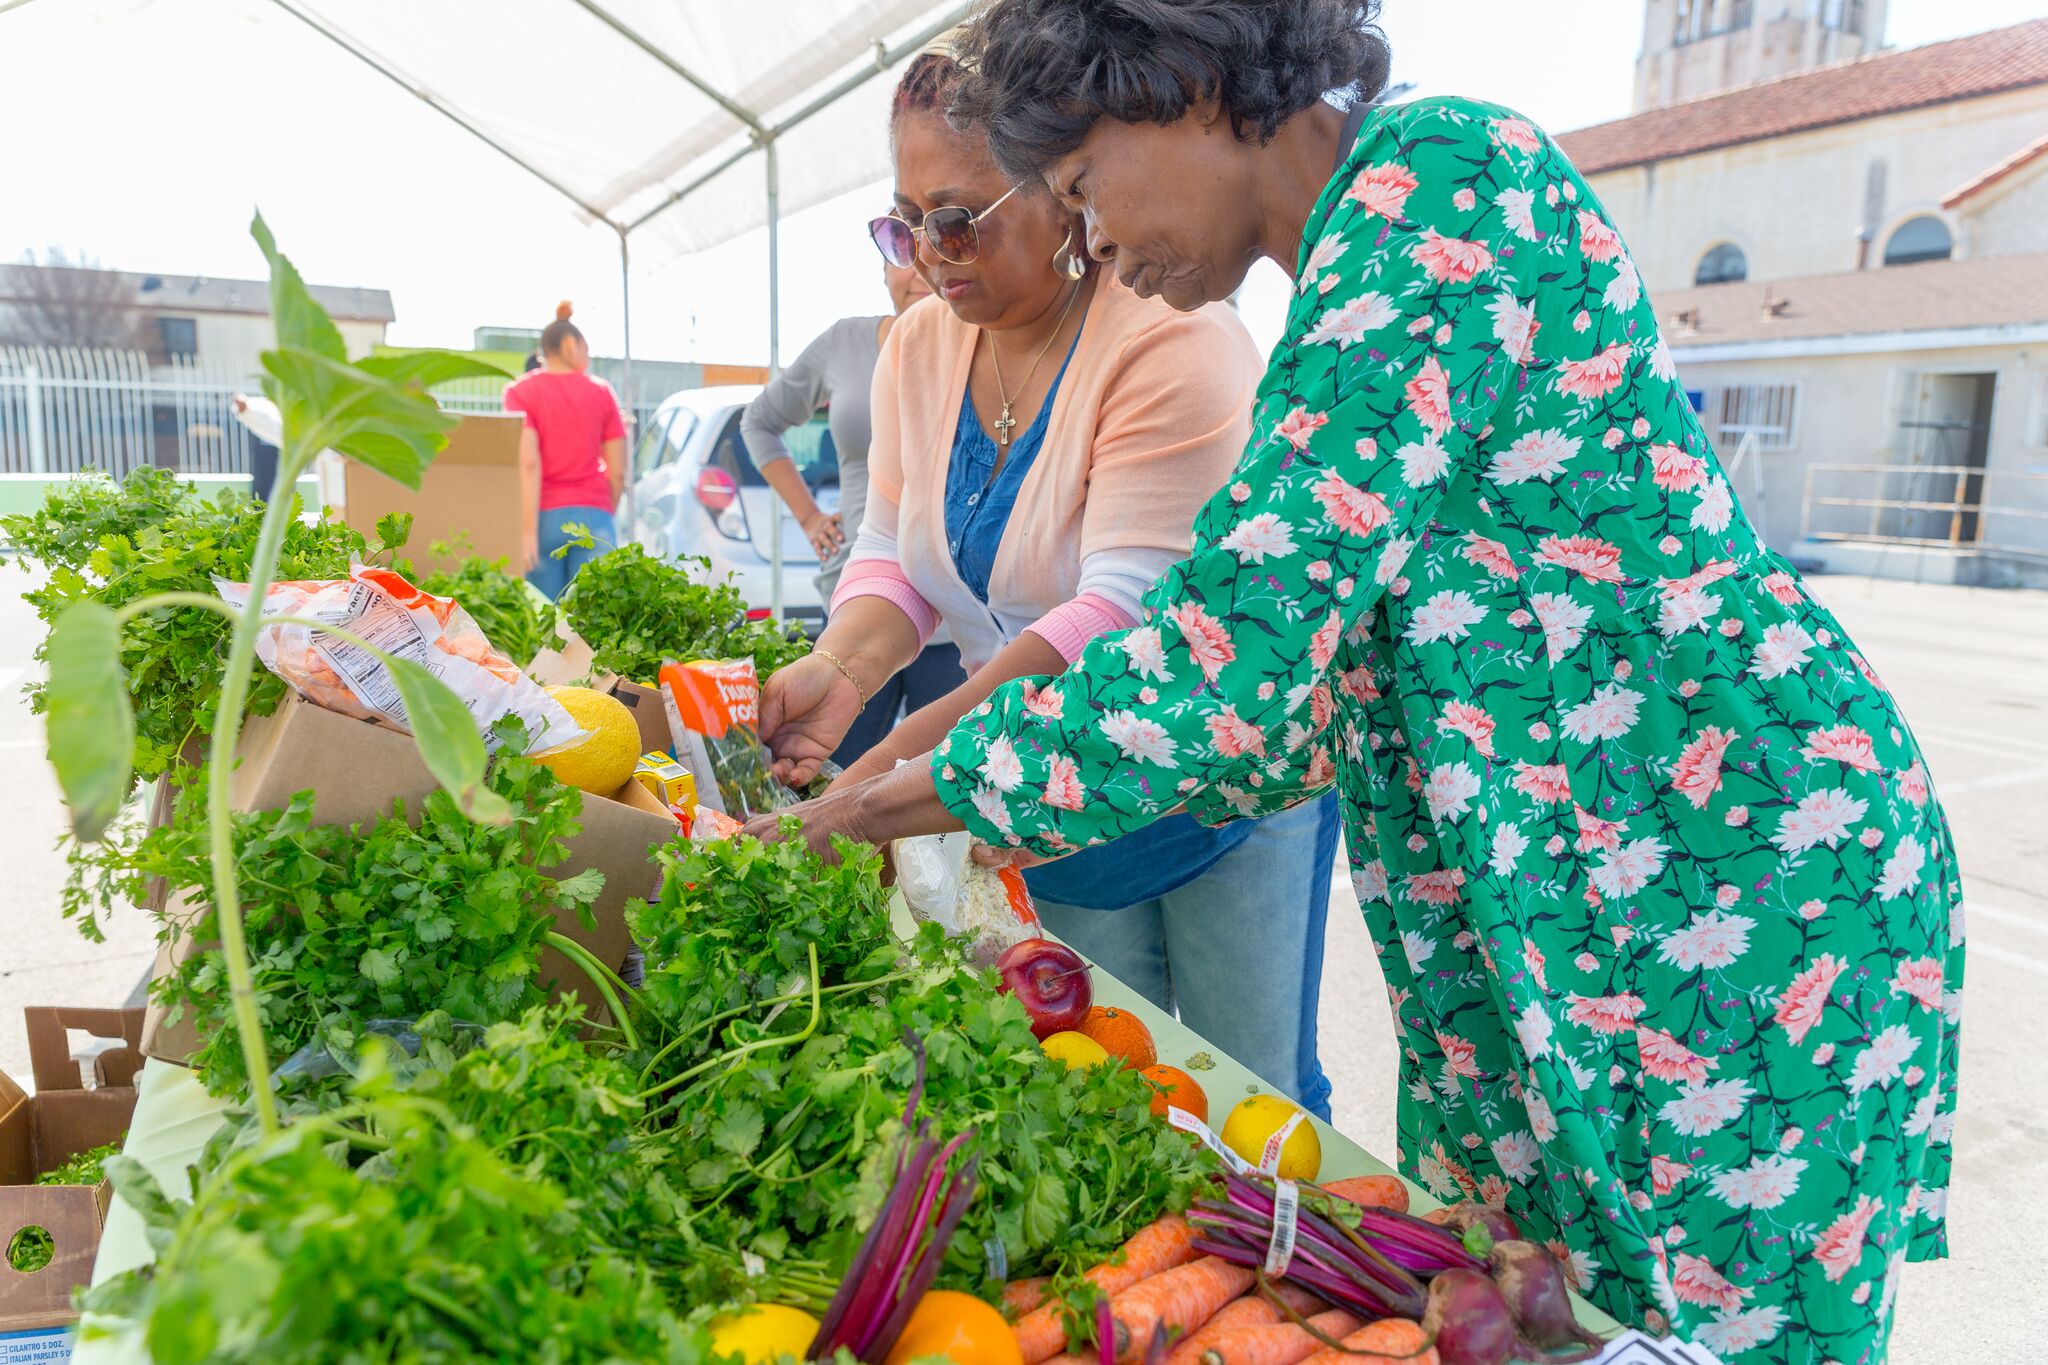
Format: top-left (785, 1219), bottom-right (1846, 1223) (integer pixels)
top-left (1633, 0), bottom-right (1889, 111)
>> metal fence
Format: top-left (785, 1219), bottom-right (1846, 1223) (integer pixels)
top-left (0, 346), bottom-right (665, 481)
top-left (0, 346), bottom-right (260, 477)
top-left (1802, 463), bottom-right (2048, 556)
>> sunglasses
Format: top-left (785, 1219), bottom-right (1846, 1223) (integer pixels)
top-left (869, 184), bottom-right (1021, 267)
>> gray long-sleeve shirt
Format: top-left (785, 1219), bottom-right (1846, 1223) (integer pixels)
top-left (739, 314), bottom-right (883, 602)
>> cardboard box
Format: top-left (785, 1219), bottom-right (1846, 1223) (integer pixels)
top-left (0, 1008), bottom-right (145, 1340)
top-left (319, 414), bottom-right (524, 577)
top-left (139, 692), bottom-right (679, 1064)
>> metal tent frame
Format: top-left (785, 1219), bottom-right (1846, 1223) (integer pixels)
top-left (60, 0), bottom-right (973, 613)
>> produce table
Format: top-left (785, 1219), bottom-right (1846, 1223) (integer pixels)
top-left (1082, 958), bottom-right (1627, 1344)
top-left (62, 907), bottom-right (1623, 1362)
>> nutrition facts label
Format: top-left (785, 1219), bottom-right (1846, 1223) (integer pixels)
top-left (309, 579), bottom-right (439, 728)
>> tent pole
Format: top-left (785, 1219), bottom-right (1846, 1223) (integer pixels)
top-left (617, 225), bottom-right (635, 538)
top-left (766, 139), bottom-right (784, 622)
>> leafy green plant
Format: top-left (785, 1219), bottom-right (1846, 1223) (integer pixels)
top-left (41, 213), bottom-right (508, 1134)
top-left (417, 539), bottom-right (559, 666)
top-left (557, 542), bottom-right (808, 685)
top-left (6, 473), bottom-right (407, 782)
top-left (80, 1005), bottom-right (717, 1365)
top-left (112, 740), bottom-right (600, 1096)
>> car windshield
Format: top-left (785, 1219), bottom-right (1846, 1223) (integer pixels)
top-left (635, 408), bottom-right (699, 479)
top-left (730, 412), bottom-right (837, 490)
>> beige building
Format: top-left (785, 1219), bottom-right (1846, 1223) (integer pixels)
top-left (1635, 0), bottom-right (1888, 112)
top-left (1559, 18), bottom-right (2048, 584)
top-left (0, 264), bottom-right (392, 376)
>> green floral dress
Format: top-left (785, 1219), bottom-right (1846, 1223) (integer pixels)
top-left (935, 98), bottom-right (1962, 1364)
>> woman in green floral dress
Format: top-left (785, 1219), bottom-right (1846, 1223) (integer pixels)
top-left (751, 4), bottom-right (1963, 1359)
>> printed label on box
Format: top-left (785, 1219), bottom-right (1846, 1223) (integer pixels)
top-left (0, 1326), bottom-right (74, 1365)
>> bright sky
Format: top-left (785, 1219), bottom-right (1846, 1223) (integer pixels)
top-left (0, 0), bottom-right (2038, 371)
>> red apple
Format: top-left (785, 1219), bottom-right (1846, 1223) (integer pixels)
top-left (996, 938), bottom-right (1093, 1040)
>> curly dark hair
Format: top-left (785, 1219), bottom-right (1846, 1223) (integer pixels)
top-left (948, 0), bottom-right (1392, 181)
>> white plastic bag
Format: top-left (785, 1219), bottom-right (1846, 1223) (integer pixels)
top-left (894, 830), bottom-right (1042, 966)
top-left (217, 564), bottom-right (584, 754)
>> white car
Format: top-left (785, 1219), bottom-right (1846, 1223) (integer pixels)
top-left (627, 385), bottom-right (837, 627)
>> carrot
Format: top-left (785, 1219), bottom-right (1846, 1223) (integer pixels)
top-left (1110, 1257), bottom-right (1256, 1363)
top-left (1295, 1318), bottom-right (1436, 1365)
top-left (1005, 1277), bottom-right (1053, 1319)
top-left (1319, 1174), bottom-right (1411, 1215)
top-left (1013, 1216), bottom-right (1202, 1363)
top-left (1164, 1297), bottom-right (1283, 1365)
top-left (1195, 1309), bottom-right (1365, 1365)
top-left (1268, 1284), bottom-right (1329, 1317)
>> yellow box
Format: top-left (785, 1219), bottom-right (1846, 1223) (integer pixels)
top-left (633, 752), bottom-right (697, 811)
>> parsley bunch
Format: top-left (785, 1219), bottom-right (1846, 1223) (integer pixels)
top-left (417, 543), bottom-right (558, 667)
top-left (630, 823), bottom-right (902, 1072)
top-left (83, 1005), bottom-right (715, 1365)
top-left (557, 543), bottom-right (807, 685)
top-left (126, 745), bottom-right (600, 1096)
top-left (653, 963), bottom-right (1209, 1306)
top-left (4, 468), bottom-right (405, 780)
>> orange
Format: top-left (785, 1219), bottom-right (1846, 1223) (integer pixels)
top-left (882, 1289), bottom-right (1024, 1365)
top-left (1076, 1005), bottom-right (1157, 1071)
top-left (1138, 1064), bottom-right (1207, 1122)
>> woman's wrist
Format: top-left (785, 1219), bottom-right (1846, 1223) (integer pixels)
top-left (847, 756), bottom-right (960, 844)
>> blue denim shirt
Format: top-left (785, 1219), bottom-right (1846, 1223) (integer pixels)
top-left (943, 337), bottom-right (1256, 908)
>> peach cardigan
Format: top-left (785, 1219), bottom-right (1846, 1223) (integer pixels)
top-left (833, 274), bottom-right (1262, 675)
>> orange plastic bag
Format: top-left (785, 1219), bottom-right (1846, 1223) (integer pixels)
top-left (217, 565), bottom-right (582, 753)
top-left (657, 658), bottom-right (797, 819)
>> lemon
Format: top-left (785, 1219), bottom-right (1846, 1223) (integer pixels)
top-left (707, 1303), bottom-right (821, 1365)
top-left (530, 685), bottom-right (640, 794)
top-left (1221, 1094), bottom-right (1322, 1181)
top-left (1039, 1030), bottom-right (1110, 1070)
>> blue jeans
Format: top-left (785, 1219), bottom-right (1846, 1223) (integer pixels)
top-left (1032, 794), bottom-right (1340, 1119)
top-left (526, 505), bottom-right (615, 600)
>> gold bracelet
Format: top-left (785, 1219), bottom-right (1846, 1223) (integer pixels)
top-left (812, 646), bottom-right (870, 710)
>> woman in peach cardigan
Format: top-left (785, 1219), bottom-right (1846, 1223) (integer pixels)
top-left (757, 48), bottom-right (1339, 1114)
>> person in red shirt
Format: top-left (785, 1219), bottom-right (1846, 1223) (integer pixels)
top-left (501, 302), bottom-right (627, 597)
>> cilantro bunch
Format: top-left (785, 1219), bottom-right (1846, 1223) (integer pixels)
top-left (4, 467), bottom-right (404, 780)
top-left (652, 962), bottom-right (1208, 1306)
top-left (629, 823), bottom-right (902, 1072)
top-left (557, 543), bottom-right (807, 684)
top-left (126, 746), bottom-right (600, 1096)
top-left (83, 1004), bottom-right (716, 1365)
top-left (417, 543), bottom-right (558, 667)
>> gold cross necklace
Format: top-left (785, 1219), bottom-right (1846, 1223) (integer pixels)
top-left (985, 279), bottom-right (1083, 448)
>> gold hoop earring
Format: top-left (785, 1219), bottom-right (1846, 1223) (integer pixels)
top-left (1054, 230), bottom-right (1088, 282)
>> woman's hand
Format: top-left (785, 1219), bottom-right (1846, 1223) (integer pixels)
top-left (521, 524), bottom-right (541, 575)
top-left (802, 509), bottom-right (846, 558)
top-left (743, 758), bottom-right (964, 862)
top-left (740, 780), bottom-right (879, 864)
top-left (759, 652), bottom-right (864, 786)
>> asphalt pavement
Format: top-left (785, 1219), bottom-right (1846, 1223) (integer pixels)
top-left (2, 569), bottom-right (2041, 1361)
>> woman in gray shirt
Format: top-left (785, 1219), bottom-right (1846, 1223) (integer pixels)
top-left (741, 260), bottom-right (963, 764)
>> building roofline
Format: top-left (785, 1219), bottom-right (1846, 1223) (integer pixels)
top-left (1558, 19), bottom-right (2048, 175)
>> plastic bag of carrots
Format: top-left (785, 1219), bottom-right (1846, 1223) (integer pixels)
top-left (216, 564), bottom-right (584, 754)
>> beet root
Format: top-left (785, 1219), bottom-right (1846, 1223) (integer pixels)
top-left (1429, 1201), bottom-right (1522, 1249)
top-left (1420, 1267), bottom-right (1518, 1365)
top-left (1487, 1240), bottom-right (1604, 1360)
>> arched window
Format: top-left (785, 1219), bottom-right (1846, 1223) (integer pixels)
top-left (1695, 243), bottom-right (1748, 285)
top-left (1884, 216), bottom-right (1952, 266)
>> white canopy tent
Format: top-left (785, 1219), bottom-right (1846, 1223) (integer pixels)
top-left (21, 0), bottom-right (972, 608)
